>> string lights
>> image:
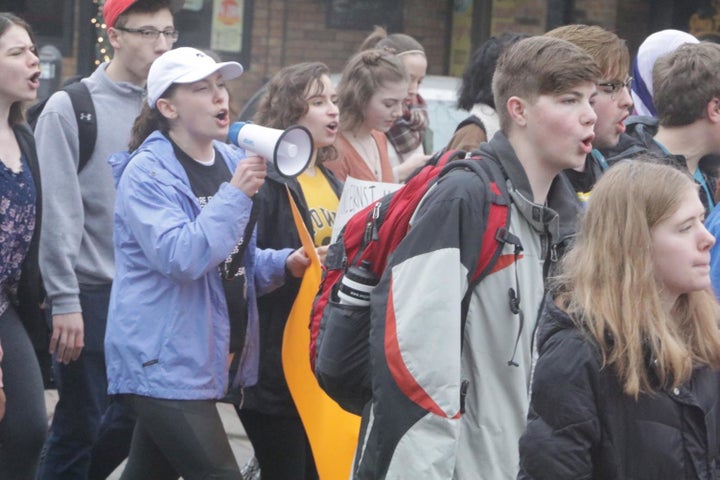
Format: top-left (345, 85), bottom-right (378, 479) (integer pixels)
top-left (92, 0), bottom-right (110, 66)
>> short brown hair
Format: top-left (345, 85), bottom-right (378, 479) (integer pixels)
top-left (653, 42), bottom-right (720, 127)
top-left (492, 36), bottom-right (600, 132)
top-left (545, 24), bottom-right (630, 82)
top-left (338, 49), bottom-right (408, 132)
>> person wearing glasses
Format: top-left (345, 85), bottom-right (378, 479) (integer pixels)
top-left (34, 1), bottom-right (180, 479)
top-left (545, 25), bottom-right (634, 203)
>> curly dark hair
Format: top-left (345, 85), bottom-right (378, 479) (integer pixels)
top-left (254, 62), bottom-right (337, 163)
top-left (457, 32), bottom-right (529, 111)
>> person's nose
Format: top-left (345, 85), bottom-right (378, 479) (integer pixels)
top-left (213, 85), bottom-right (228, 104)
top-left (617, 85), bottom-right (633, 110)
top-left (155, 33), bottom-right (172, 53)
top-left (28, 49), bottom-right (39, 67)
top-left (700, 222), bottom-right (715, 250)
top-left (583, 101), bottom-right (597, 126)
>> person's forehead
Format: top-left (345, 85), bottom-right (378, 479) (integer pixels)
top-left (123, 8), bottom-right (174, 27)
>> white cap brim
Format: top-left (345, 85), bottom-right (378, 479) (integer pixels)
top-left (147, 47), bottom-right (244, 108)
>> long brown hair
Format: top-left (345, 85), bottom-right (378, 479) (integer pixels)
top-left (0, 13), bottom-right (36, 125)
top-left (337, 49), bottom-right (407, 133)
top-left (253, 62), bottom-right (337, 164)
top-left (554, 159), bottom-right (720, 397)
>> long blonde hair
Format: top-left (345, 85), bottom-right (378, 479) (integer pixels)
top-left (555, 159), bottom-right (720, 397)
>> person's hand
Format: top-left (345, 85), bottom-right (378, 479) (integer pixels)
top-left (285, 247), bottom-right (311, 278)
top-left (50, 312), bottom-right (84, 364)
top-left (316, 245), bottom-right (329, 266)
top-left (394, 153), bottom-right (432, 183)
top-left (230, 155), bottom-right (267, 197)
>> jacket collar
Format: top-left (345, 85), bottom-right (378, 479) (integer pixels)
top-left (480, 132), bottom-right (581, 243)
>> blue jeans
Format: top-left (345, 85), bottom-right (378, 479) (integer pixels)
top-left (37, 283), bottom-right (134, 480)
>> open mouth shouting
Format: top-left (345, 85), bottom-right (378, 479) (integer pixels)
top-left (580, 133), bottom-right (595, 154)
top-left (28, 70), bottom-right (41, 90)
top-left (326, 121), bottom-right (338, 136)
top-left (215, 109), bottom-right (229, 127)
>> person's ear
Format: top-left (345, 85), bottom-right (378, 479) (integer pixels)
top-left (156, 98), bottom-right (178, 120)
top-left (107, 27), bottom-right (122, 50)
top-left (706, 97), bottom-right (720, 124)
top-left (506, 96), bottom-right (528, 127)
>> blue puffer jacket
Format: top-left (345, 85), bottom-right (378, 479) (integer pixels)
top-left (105, 131), bottom-right (291, 400)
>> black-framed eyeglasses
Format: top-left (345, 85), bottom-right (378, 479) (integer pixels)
top-left (115, 27), bottom-right (179, 43)
top-left (598, 77), bottom-right (633, 99)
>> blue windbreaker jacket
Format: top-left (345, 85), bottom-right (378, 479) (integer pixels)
top-left (105, 131), bottom-right (291, 400)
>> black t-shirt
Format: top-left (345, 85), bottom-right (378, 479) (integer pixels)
top-left (564, 155), bottom-right (596, 196)
top-left (171, 138), bottom-right (247, 353)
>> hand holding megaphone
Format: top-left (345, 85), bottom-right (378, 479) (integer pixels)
top-left (230, 155), bottom-right (266, 197)
top-left (228, 122), bottom-right (314, 178)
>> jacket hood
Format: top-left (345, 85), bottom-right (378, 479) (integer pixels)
top-left (107, 131), bottom-right (170, 188)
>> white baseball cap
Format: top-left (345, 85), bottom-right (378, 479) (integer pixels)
top-left (147, 47), bottom-right (244, 108)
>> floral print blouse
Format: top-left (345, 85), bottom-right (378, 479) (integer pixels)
top-left (0, 154), bottom-right (36, 316)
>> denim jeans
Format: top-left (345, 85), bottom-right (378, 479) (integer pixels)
top-left (36, 283), bottom-right (134, 480)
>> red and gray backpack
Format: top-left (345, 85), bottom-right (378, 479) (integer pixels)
top-left (309, 149), bottom-right (517, 415)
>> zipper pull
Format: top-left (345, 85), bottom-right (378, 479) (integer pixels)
top-left (371, 202), bottom-right (382, 241)
top-left (460, 380), bottom-right (469, 414)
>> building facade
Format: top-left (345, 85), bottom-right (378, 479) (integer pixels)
top-left (5, 0), bottom-right (717, 117)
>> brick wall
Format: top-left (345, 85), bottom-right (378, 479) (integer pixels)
top-left (228, 0), bottom-right (452, 117)
top-left (61, 0), bottom-right (665, 116)
top-left (491, 0), bottom-right (548, 36)
top-left (573, 0), bottom-right (618, 29)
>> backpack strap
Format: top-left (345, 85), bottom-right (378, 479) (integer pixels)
top-left (436, 156), bottom-right (521, 412)
top-left (63, 81), bottom-right (97, 173)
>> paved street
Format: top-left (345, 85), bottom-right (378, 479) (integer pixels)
top-left (43, 390), bottom-right (255, 479)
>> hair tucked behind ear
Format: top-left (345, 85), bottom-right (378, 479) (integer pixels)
top-left (554, 158), bottom-right (720, 398)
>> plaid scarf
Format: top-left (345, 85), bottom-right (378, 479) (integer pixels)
top-left (386, 94), bottom-right (428, 154)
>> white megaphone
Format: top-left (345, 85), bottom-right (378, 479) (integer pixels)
top-left (228, 122), bottom-right (313, 178)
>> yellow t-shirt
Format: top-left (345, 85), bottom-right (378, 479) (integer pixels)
top-left (297, 170), bottom-right (340, 247)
